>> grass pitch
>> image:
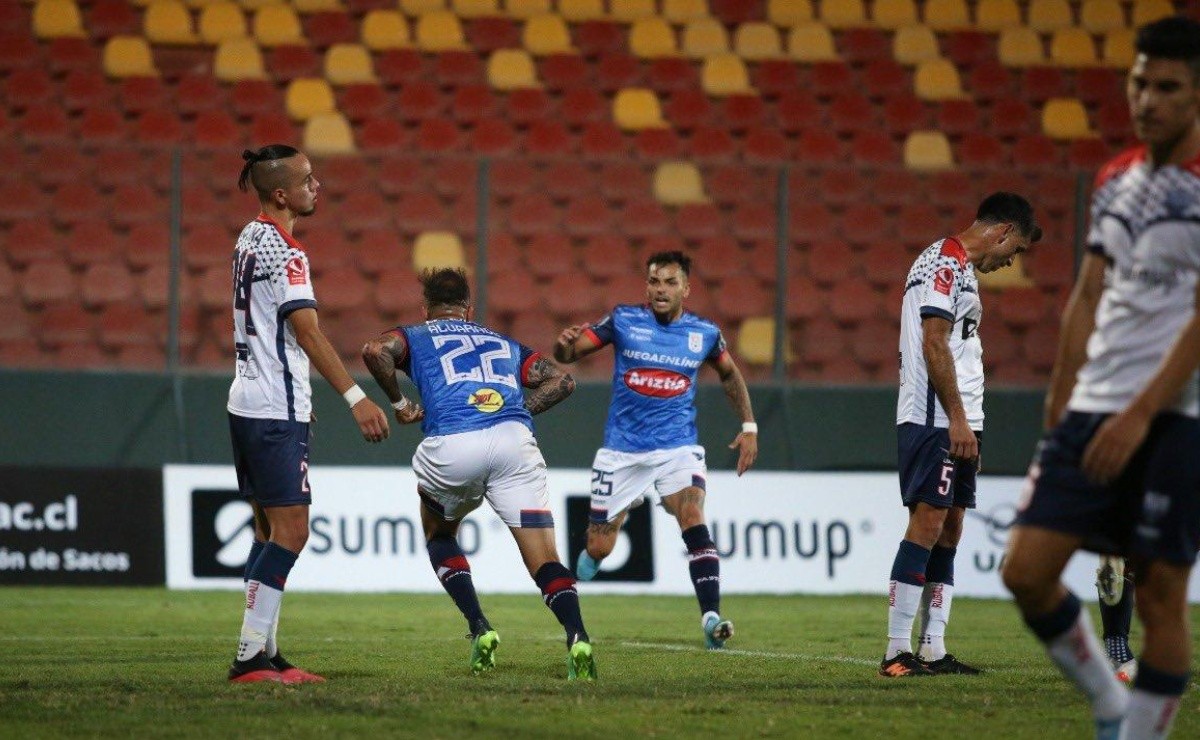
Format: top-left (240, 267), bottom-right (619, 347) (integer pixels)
top-left (2, 588), bottom-right (1198, 739)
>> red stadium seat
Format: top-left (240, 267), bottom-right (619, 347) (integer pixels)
top-left (754, 59), bottom-right (799, 98)
top-left (62, 71), bottom-right (113, 113)
top-left (540, 53), bottom-right (589, 91)
top-left (53, 183), bottom-right (108, 229)
top-left (453, 84), bottom-right (499, 124)
top-left (38, 147), bottom-right (93, 190)
top-left (861, 59), bottom-right (908, 101)
top-left (721, 94), bottom-right (766, 132)
top-left (795, 317), bottom-right (847, 367)
top-left (989, 98), bottom-right (1036, 139)
top-left (18, 104), bottom-right (72, 143)
top-left (1012, 134), bottom-right (1063, 169)
top-left (340, 83), bottom-right (389, 122)
top-left (945, 31), bottom-right (994, 68)
top-left (1023, 321), bottom-right (1059, 374)
top-left (525, 120), bottom-right (575, 156)
top-left (647, 57), bottom-right (698, 92)
top-left (980, 321), bottom-right (1021, 376)
top-left (598, 161), bottom-right (651, 202)
top-left (268, 45), bottom-right (321, 82)
top-left (489, 272), bottom-right (540, 314)
top-left (0, 302), bottom-right (32, 342)
top-left (744, 127), bottom-right (791, 162)
top-left (787, 203), bottom-right (836, 244)
top-left (125, 223), bottom-right (172, 270)
top-left (315, 267), bottom-right (370, 313)
top-left (0, 32), bottom-right (41, 71)
top-left (544, 273), bottom-right (602, 318)
top-left (542, 161), bottom-right (592, 201)
top-left (689, 126), bottom-right (736, 160)
top-left (177, 74), bottom-right (226, 116)
top-left (376, 49), bottom-right (424, 86)
top-left (398, 81), bottom-right (445, 122)
top-left (895, 203), bottom-right (945, 248)
top-left (993, 287), bottom-right (1049, 330)
top-left (560, 87), bottom-right (606, 127)
top-left (467, 17), bottom-right (519, 52)
top-left (968, 60), bottom-right (1014, 102)
top-left (490, 159), bottom-right (539, 199)
top-left (80, 263), bottom-right (135, 309)
top-left (76, 108), bottom-right (127, 144)
top-left (848, 320), bottom-right (897, 373)
top-left (1068, 138), bottom-right (1110, 170)
top-left (508, 193), bottom-right (559, 237)
top-left (708, 164), bottom-right (764, 205)
top-left (1095, 100), bottom-right (1132, 141)
top-left (119, 77), bottom-right (171, 116)
top-left (470, 117), bottom-right (518, 154)
top-left (872, 169), bottom-right (920, 208)
top-left (840, 27), bottom-right (890, 64)
top-left (828, 280), bottom-right (881, 327)
top-left (712, 275), bottom-right (770, 322)
top-left (596, 53), bottom-right (642, 93)
top-left (634, 129), bottom-right (682, 159)
top-left (20, 259), bottom-right (77, 307)
top-left (373, 267), bottom-right (424, 315)
top-left (89, 0), bottom-right (140, 38)
top-left (861, 242), bottom-right (906, 289)
top-left (5, 68), bottom-right (54, 109)
top-left (579, 121), bottom-right (628, 158)
top-left (665, 89), bottom-right (713, 129)
top-left (793, 129), bottom-right (840, 165)
top-left (525, 233), bottom-right (578, 278)
top-left (841, 203), bottom-right (888, 246)
top-left (620, 200), bottom-right (671, 238)
top-left (7, 220), bottom-right (64, 267)
top-left (396, 192), bottom-right (447, 234)
top-left (803, 239), bottom-right (853, 286)
top-left (1075, 68), bottom-right (1122, 106)
top-left (673, 203), bottom-right (724, 240)
top-left (110, 184), bottom-right (165, 229)
top-left (416, 119), bottom-right (461, 153)
top-left (38, 304), bottom-right (95, 349)
top-left (958, 132), bottom-right (1006, 166)
top-left (340, 191), bottom-right (394, 232)
top-left (507, 88), bottom-right (553, 126)
top-left (882, 94), bottom-right (931, 135)
top-left (579, 234), bottom-right (636, 280)
top-left (809, 62), bottom-right (854, 99)
top-left (574, 21), bottom-right (625, 58)
top-left (850, 131), bottom-right (899, 166)
top-left (937, 99), bottom-right (982, 137)
top-left (231, 79), bottom-right (284, 120)
top-left (357, 117), bottom-right (406, 150)
top-left (136, 110), bottom-right (185, 146)
top-left (730, 202), bottom-right (774, 241)
top-left (1022, 66), bottom-right (1069, 104)
top-left (184, 223), bottom-right (234, 272)
top-left (483, 233), bottom-right (522, 276)
top-left (306, 11), bottom-right (357, 48)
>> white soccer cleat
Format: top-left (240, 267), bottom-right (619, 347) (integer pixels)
top-left (1115, 659), bottom-right (1137, 684)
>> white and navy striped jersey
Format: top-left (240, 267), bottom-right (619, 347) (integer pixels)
top-left (226, 214), bottom-right (318, 422)
top-left (1069, 147), bottom-right (1200, 418)
top-left (896, 237), bottom-right (985, 431)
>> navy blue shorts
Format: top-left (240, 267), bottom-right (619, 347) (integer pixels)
top-left (897, 423), bottom-right (982, 509)
top-left (1017, 411), bottom-right (1200, 565)
top-left (229, 414), bottom-right (312, 508)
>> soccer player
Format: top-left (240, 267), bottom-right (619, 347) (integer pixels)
top-left (1096, 556), bottom-right (1137, 683)
top-left (226, 145), bottom-right (390, 684)
top-left (361, 268), bottom-right (597, 680)
top-left (1002, 16), bottom-right (1200, 739)
top-left (881, 192), bottom-right (1041, 678)
top-left (553, 250), bottom-right (757, 650)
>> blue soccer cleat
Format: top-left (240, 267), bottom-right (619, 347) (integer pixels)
top-left (576, 550), bottom-right (601, 581)
top-left (702, 612), bottom-right (734, 650)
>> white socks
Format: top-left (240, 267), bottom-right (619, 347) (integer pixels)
top-left (1044, 607), bottom-right (1129, 722)
top-left (1121, 686), bottom-right (1181, 739)
top-left (237, 580), bottom-right (284, 662)
top-left (917, 582), bottom-right (953, 661)
top-left (886, 580), bottom-right (924, 659)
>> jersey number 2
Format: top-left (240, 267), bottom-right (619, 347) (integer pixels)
top-left (431, 335), bottom-right (518, 389)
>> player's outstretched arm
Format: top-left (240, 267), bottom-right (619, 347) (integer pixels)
top-left (1044, 253), bottom-right (1106, 430)
top-left (553, 324), bottom-right (602, 364)
top-left (523, 356), bottom-right (576, 415)
top-left (921, 315), bottom-right (977, 463)
top-left (1082, 279), bottom-right (1200, 484)
top-left (361, 331), bottom-right (424, 425)
top-left (289, 307), bottom-right (389, 442)
top-left (711, 353), bottom-right (757, 475)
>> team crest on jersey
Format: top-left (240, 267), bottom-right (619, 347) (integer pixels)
top-left (688, 332), bottom-right (703, 353)
top-left (933, 266), bottom-right (954, 296)
top-left (286, 257), bottom-right (308, 286)
top-left (467, 388), bottom-right (504, 413)
top-left (624, 368), bottom-right (690, 398)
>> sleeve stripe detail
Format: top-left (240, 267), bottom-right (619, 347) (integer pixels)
top-left (919, 306), bottom-right (955, 322)
top-left (520, 351), bottom-right (541, 384)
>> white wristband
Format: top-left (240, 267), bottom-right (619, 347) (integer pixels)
top-left (742, 422), bottom-right (758, 434)
top-left (342, 385), bottom-right (366, 408)
top-left (391, 398), bottom-right (410, 411)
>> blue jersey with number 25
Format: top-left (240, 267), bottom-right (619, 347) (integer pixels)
top-left (399, 319), bottom-right (539, 437)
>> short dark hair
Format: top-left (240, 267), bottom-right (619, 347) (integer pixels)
top-left (1135, 15), bottom-right (1200, 80)
top-left (420, 268), bottom-right (470, 308)
top-left (976, 192), bottom-right (1042, 243)
top-left (238, 144), bottom-right (301, 197)
top-left (646, 250), bottom-right (692, 276)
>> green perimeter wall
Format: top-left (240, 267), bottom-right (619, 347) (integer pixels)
top-left (0, 370), bottom-right (1044, 475)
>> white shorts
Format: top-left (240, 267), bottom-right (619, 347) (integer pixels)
top-left (412, 421), bottom-right (554, 529)
top-left (589, 445), bottom-right (708, 524)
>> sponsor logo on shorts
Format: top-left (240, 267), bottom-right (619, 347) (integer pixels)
top-left (623, 367), bottom-right (691, 398)
top-left (467, 388), bottom-right (504, 413)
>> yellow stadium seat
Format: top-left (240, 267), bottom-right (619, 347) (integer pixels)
top-left (304, 113), bottom-right (356, 155)
top-left (1102, 29), bottom-right (1134, 68)
top-left (183, 0), bottom-right (225, 7)
top-left (144, 0), bottom-right (198, 45)
top-left (199, 2), bottom-right (247, 44)
top-left (998, 27), bottom-right (1046, 67)
top-left (506, 0), bottom-right (551, 19)
top-left (903, 130), bottom-right (954, 171)
top-left (102, 36), bottom-right (159, 77)
top-left (872, 0), bottom-right (917, 30)
top-left (629, 17), bottom-right (678, 58)
top-left (787, 23), bottom-right (838, 62)
top-left (734, 22), bottom-right (782, 61)
top-left (609, 0), bottom-right (655, 23)
top-left (487, 48), bottom-right (541, 89)
top-left (252, 4), bottom-right (305, 47)
top-left (523, 14), bottom-right (575, 55)
top-left (1132, 0), bottom-right (1174, 27)
top-left (737, 317), bottom-right (789, 367)
top-left (237, 0), bottom-right (279, 9)
top-left (557, 0), bottom-right (604, 22)
top-left (325, 43), bottom-right (377, 84)
top-left (1027, 0), bottom-right (1072, 33)
top-left (682, 18), bottom-right (729, 60)
top-left (767, 0), bottom-right (813, 27)
top-left (292, 0), bottom-right (344, 11)
top-left (415, 10), bottom-right (469, 51)
top-left (653, 161), bottom-right (708, 206)
top-left (892, 24), bottom-right (939, 65)
top-left (413, 232), bottom-right (466, 271)
top-left (285, 77), bottom-right (336, 121)
top-left (1042, 98), bottom-right (1093, 140)
top-left (401, 0), bottom-right (446, 15)
top-left (453, 0), bottom-right (500, 18)
top-left (33, 0), bottom-right (85, 39)
top-left (820, 0), bottom-right (864, 29)
top-left (973, 0), bottom-right (1020, 32)
top-left (1079, 0), bottom-right (1125, 33)
top-left (214, 37), bottom-right (268, 80)
top-left (914, 58), bottom-right (965, 100)
top-left (361, 10), bottom-right (410, 50)
top-left (1050, 28), bottom-right (1098, 67)
top-left (662, 0), bottom-right (708, 24)
top-left (701, 53), bottom-right (754, 96)
top-left (613, 88), bottom-right (666, 130)
top-left (922, 0), bottom-right (968, 31)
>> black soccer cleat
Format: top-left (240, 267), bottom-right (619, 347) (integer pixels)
top-left (920, 653), bottom-right (982, 675)
top-left (879, 651), bottom-right (934, 677)
top-left (229, 650), bottom-right (283, 683)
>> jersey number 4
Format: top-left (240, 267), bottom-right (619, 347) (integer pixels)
top-left (431, 334), bottom-right (518, 389)
top-left (234, 251), bottom-right (258, 337)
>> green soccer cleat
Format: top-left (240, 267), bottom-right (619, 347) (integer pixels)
top-left (470, 630), bottom-right (500, 674)
top-left (567, 639), bottom-right (596, 681)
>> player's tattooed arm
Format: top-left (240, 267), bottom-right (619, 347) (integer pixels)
top-left (362, 331), bottom-right (424, 424)
top-left (712, 353), bottom-right (758, 475)
top-left (588, 520), bottom-right (621, 537)
top-left (524, 356), bottom-right (576, 415)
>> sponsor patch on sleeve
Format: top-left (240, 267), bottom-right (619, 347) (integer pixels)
top-left (933, 266), bottom-right (954, 296)
top-left (286, 257), bottom-right (308, 286)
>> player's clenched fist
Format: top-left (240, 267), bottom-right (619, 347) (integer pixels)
top-left (554, 325), bottom-right (586, 362)
top-left (352, 399), bottom-right (390, 442)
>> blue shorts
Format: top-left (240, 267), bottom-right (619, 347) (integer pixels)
top-left (1017, 411), bottom-right (1200, 565)
top-left (229, 414), bottom-right (312, 508)
top-left (897, 423), bottom-right (981, 509)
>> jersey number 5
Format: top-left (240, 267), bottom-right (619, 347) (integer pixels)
top-left (431, 334), bottom-right (518, 389)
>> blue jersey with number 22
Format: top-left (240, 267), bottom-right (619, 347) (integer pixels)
top-left (399, 319), bottom-right (539, 437)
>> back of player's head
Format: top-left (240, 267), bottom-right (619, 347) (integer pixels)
top-left (420, 267), bottom-right (471, 309)
top-left (646, 250), bottom-right (692, 277)
top-left (1135, 15), bottom-right (1200, 81)
top-left (238, 144), bottom-right (302, 200)
top-left (976, 192), bottom-right (1042, 243)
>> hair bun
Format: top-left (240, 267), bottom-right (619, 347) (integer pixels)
top-left (241, 149), bottom-right (259, 162)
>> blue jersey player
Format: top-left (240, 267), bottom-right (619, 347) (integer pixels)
top-left (363, 268), bottom-right (596, 680)
top-left (554, 250), bottom-right (757, 650)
